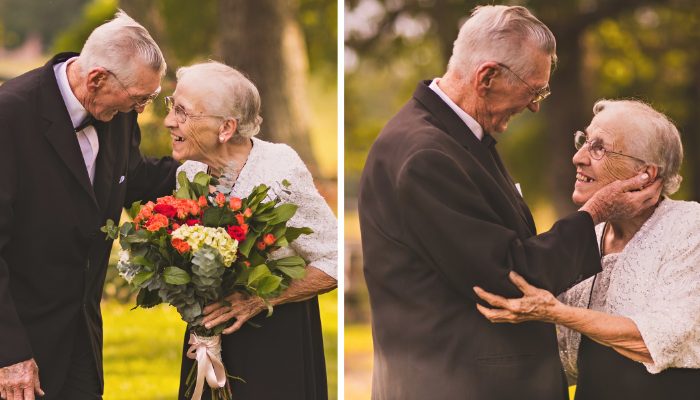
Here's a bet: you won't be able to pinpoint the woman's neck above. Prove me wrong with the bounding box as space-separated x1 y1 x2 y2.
603 200 661 255
206 138 253 177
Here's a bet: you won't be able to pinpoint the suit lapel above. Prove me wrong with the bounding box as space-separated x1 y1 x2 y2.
39 53 99 210
413 81 535 234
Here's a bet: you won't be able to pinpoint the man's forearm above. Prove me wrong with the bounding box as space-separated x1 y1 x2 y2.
552 303 652 363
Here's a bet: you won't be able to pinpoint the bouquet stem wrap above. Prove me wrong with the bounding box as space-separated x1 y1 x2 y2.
186 333 227 400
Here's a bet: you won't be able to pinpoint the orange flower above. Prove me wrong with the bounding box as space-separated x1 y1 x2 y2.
145 214 169 232
235 213 245 225
244 208 252 218
229 197 242 211
243 261 251 267
240 223 249 234
198 196 208 207
263 233 276 245
171 238 191 254
172 223 181 230
256 241 266 251
216 193 226 207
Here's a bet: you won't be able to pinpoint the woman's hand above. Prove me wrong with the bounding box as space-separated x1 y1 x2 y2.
202 292 267 335
473 271 561 324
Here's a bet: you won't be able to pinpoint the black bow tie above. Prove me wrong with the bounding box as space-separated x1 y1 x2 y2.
74 114 97 132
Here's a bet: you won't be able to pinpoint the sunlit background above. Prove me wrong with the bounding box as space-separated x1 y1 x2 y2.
345 0 700 398
0 0 337 398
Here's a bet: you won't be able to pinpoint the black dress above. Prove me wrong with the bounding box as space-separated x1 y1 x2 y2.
178 297 328 400
575 335 700 400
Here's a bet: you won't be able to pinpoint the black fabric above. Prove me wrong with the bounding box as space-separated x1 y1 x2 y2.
178 298 328 400
358 80 602 399
575 335 700 400
56 319 102 400
0 53 179 397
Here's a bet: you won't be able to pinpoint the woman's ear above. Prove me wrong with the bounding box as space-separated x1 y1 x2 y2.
642 164 659 182
218 118 238 143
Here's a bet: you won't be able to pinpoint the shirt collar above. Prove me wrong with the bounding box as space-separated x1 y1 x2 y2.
428 78 484 141
53 57 88 130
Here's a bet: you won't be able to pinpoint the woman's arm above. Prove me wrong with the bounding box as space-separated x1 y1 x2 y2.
474 271 652 363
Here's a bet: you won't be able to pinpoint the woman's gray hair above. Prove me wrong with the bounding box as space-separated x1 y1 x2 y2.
176 61 263 139
447 5 557 80
76 10 166 85
593 99 684 196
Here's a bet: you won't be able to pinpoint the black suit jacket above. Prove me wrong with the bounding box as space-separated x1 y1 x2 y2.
0 53 178 398
358 81 602 400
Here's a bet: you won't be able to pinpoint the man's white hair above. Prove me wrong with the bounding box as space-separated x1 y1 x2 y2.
76 9 166 86
177 61 263 139
447 5 557 80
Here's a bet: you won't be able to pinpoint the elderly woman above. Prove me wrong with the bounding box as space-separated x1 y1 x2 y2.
164 61 337 400
474 99 700 399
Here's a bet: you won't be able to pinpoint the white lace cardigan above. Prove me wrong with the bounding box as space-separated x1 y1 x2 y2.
177 137 338 280
558 199 700 377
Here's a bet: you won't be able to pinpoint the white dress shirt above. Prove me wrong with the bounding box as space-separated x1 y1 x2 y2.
54 58 99 184
429 78 484 141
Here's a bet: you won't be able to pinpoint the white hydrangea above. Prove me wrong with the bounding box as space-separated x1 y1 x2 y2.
116 249 138 283
171 225 238 266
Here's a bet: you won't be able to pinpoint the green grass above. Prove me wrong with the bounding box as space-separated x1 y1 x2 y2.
103 290 337 400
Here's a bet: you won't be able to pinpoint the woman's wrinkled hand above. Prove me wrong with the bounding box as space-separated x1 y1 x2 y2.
473 271 560 324
202 292 267 334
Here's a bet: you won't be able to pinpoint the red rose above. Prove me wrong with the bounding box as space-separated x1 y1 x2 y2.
263 233 276 245
153 204 177 219
226 225 247 242
186 219 201 226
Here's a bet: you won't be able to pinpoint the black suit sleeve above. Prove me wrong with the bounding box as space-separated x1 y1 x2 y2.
123 118 179 206
0 112 33 367
396 148 600 300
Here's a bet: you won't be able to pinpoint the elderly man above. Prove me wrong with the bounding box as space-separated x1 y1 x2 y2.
358 5 661 400
0 11 178 400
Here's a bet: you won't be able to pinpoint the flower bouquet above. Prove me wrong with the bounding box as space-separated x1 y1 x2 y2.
102 171 311 400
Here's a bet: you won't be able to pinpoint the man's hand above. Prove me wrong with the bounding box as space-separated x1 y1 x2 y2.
580 172 662 225
202 292 267 335
473 271 561 324
0 359 44 400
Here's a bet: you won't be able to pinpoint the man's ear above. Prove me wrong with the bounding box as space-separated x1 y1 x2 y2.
86 67 109 93
474 62 499 97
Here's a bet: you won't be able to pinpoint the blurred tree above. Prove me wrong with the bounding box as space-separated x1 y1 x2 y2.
0 0 90 48
218 0 317 171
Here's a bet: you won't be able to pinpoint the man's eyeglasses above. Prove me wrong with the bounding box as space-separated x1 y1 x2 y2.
574 130 646 163
496 62 551 104
164 96 226 124
106 70 160 108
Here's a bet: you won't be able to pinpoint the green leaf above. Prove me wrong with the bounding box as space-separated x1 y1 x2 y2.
267 204 298 225
247 264 271 285
271 255 307 267
238 232 259 258
276 265 307 279
202 207 237 227
255 275 283 296
125 229 149 244
163 266 191 285
175 171 194 199
101 219 119 240
126 201 142 220
281 179 291 188
193 171 211 188
285 227 314 242
131 255 155 268
136 288 162 308
132 271 154 287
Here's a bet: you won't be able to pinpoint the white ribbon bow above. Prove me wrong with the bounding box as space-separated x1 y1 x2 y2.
186 333 227 400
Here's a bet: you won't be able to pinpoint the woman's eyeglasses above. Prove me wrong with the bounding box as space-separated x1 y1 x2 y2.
164 96 227 124
574 130 646 163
